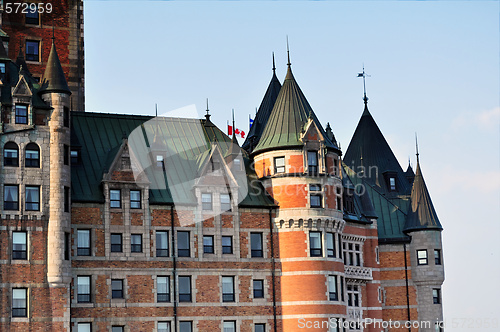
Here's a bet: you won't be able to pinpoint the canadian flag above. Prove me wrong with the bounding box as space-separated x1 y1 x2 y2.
227 123 245 139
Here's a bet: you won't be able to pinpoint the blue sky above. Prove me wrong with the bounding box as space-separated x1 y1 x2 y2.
84 1 500 329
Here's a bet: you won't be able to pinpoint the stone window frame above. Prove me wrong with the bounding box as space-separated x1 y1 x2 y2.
273 156 285 174
221 235 233 255
346 284 361 308
157 321 172 332
222 320 237 332
309 231 323 257
130 190 141 209
111 326 125 332
25 6 40 26
434 249 442 265
15 104 28 124
342 240 363 267
4 184 19 211
220 193 231 212
178 275 192 303
306 150 319 175
203 235 214 254
109 189 122 209
309 183 323 208
177 230 191 258
252 279 264 299
110 233 123 253
110 278 125 300
4 141 19 167
76 229 92 256
250 232 264 258
179 321 193 332
25 38 41 62
327 275 339 301
76 322 93 332
254 323 266 332
25 142 40 168
432 288 441 304
130 233 143 253
201 193 213 211
25 185 40 211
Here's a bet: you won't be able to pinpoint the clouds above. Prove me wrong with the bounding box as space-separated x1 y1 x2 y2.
451 106 500 133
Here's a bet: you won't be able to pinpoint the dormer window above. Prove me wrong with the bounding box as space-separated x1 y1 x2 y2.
71 149 80 165
202 193 212 211
220 194 231 211
156 155 164 168
310 184 322 208
307 151 318 175
389 177 396 191
15 105 28 124
0 63 5 79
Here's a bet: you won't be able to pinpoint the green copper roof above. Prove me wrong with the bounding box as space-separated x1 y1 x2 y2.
344 103 411 196
71 112 274 208
242 66 282 152
403 161 442 233
252 65 339 154
344 163 410 242
38 41 71 95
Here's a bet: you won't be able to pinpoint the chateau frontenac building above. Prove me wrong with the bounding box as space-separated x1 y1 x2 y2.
0 25 444 332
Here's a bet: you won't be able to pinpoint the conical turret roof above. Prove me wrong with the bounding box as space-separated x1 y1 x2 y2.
39 39 71 95
242 63 281 152
16 46 30 74
403 161 442 233
252 65 338 154
344 103 411 195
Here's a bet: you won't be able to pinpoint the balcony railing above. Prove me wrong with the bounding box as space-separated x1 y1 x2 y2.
344 266 373 281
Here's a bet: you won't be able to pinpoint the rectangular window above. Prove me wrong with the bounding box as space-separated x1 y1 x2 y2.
77 276 91 303
15 104 28 124
25 7 39 25
222 276 235 302
178 276 191 302
111 279 123 299
310 184 322 208
63 106 70 127
328 275 338 301
389 177 396 191
433 288 441 304
417 249 428 265
77 323 92 332
111 233 122 253
251 232 263 257
64 144 69 165
158 322 171 332
4 185 19 210
157 276 170 302
203 235 214 254
309 231 322 257
12 231 27 260
12 288 27 317
274 156 285 174
71 150 80 165
222 236 233 254
112 327 124 332
340 276 345 302
26 40 39 61
310 195 322 208
4 145 19 167
65 232 70 260
64 186 70 212
156 154 164 168
156 231 169 257
255 324 266 332
130 190 141 209
202 193 212 211
347 285 360 307
220 194 231 211
338 234 342 259
326 232 335 257
25 186 40 211
307 151 318 175
77 229 91 256
223 321 236 332
179 321 192 332
110 189 121 208
177 231 190 257
434 249 441 265
131 234 142 253
253 279 264 299
25 144 40 168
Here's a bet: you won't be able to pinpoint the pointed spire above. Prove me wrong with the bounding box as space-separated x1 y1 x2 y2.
272 52 276 74
357 65 371 110
286 36 291 67
204 98 213 124
16 43 29 74
232 108 236 139
415 132 420 164
403 146 442 233
39 38 71 95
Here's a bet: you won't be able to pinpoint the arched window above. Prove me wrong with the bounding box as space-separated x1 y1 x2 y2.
25 143 40 168
4 142 19 167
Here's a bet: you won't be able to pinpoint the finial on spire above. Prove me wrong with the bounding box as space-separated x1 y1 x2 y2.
206 98 209 114
52 22 55 41
415 132 420 164
357 64 371 106
286 36 291 67
155 103 158 117
272 52 276 73
232 108 236 139
205 98 211 121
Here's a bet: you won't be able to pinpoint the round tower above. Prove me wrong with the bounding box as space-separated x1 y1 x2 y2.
403 154 444 331
252 58 345 331
39 38 72 286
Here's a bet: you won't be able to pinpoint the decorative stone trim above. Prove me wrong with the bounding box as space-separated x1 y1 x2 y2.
344 266 373 281
274 218 345 232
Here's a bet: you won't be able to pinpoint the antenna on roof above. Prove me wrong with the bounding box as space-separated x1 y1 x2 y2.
232 108 235 139
415 132 420 164
286 36 291 66
357 64 371 106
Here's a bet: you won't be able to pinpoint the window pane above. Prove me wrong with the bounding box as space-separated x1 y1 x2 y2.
202 193 212 210
310 195 321 207
130 190 141 208
222 276 234 302
178 231 190 257
157 276 170 302
156 231 169 257
158 322 171 332
111 280 123 298
77 230 90 256
178 276 191 302
12 232 27 259
131 234 142 252
255 324 265 332
274 157 285 173
326 233 335 257
223 321 236 332
203 235 214 254
78 323 92 332
26 40 39 61
251 233 263 257
253 279 264 298
179 321 192 332
309 232 321 256
4 185 19 210
12 288 27 317
77 276 91 303
222 236 232 254
221 194 231 211
112 327 123 332
25 186 40 211
110 190 121 208
111 234 122 252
